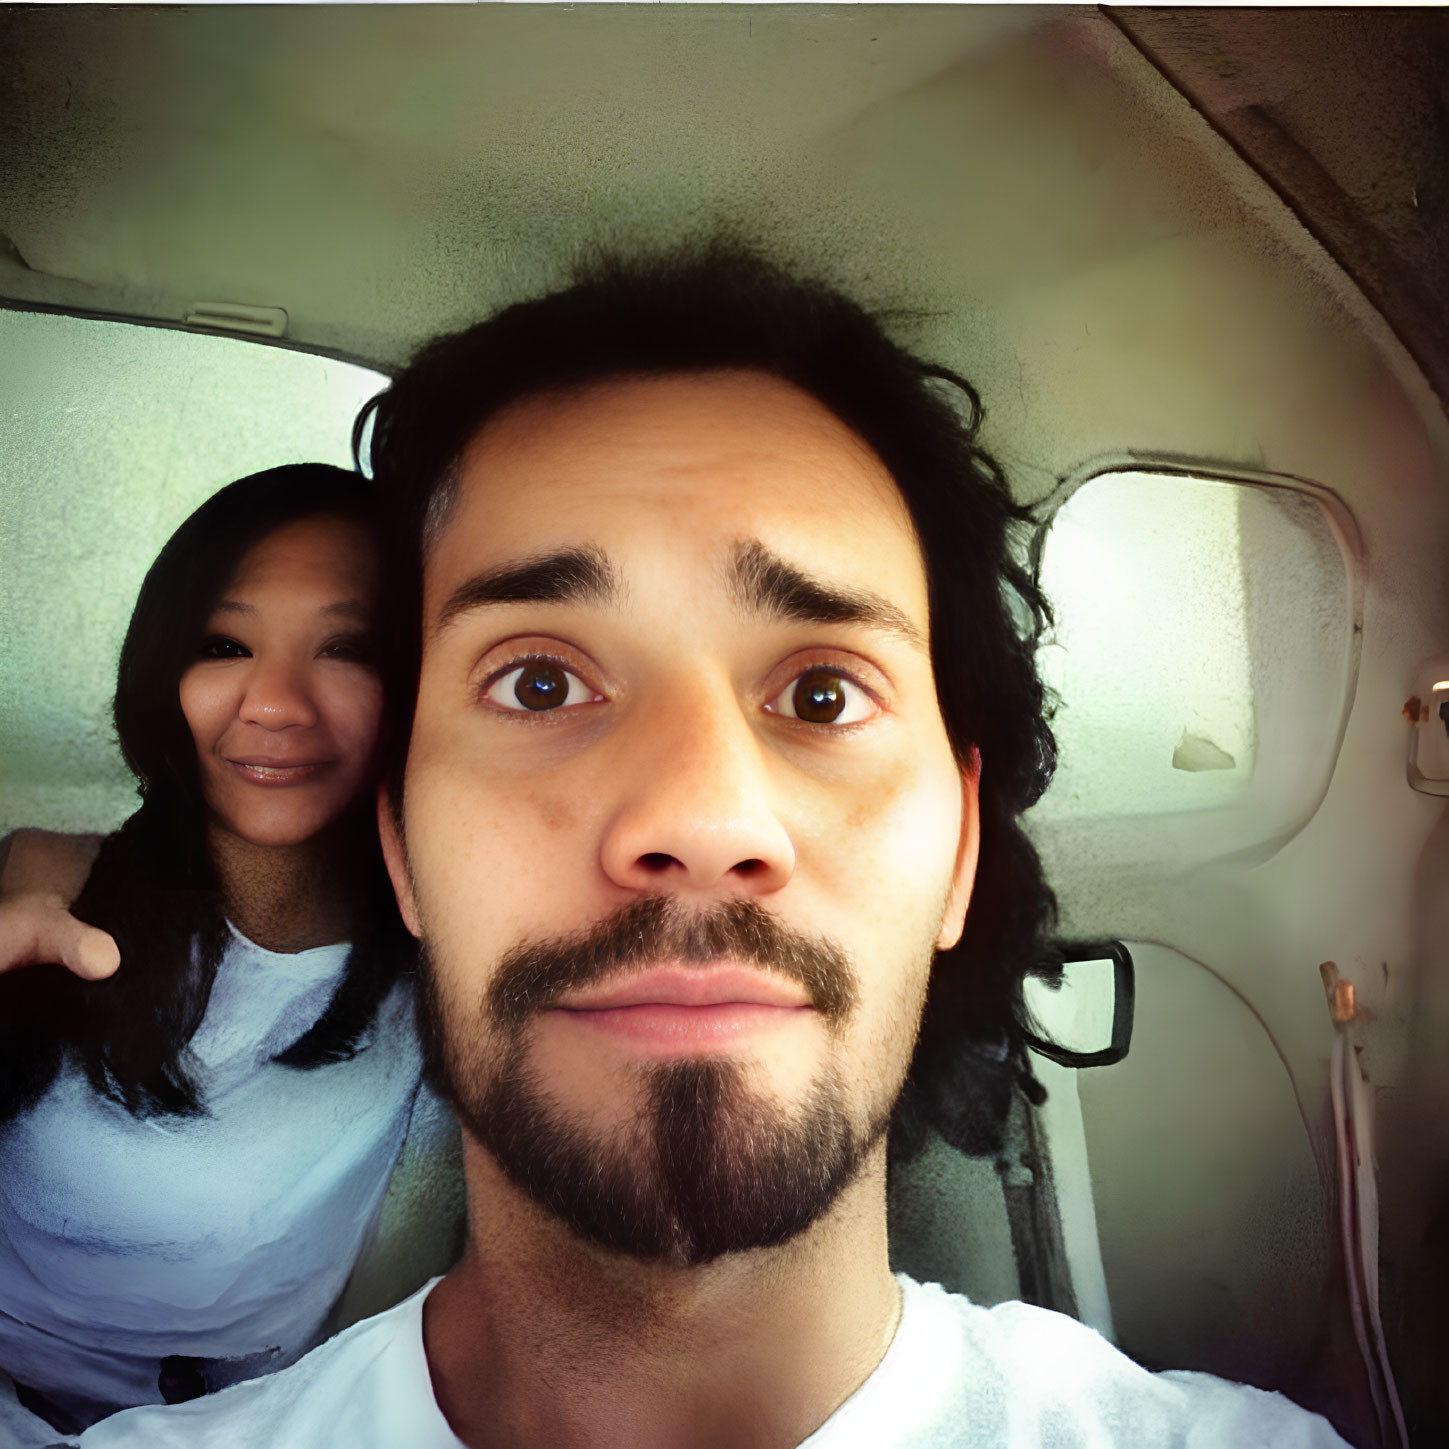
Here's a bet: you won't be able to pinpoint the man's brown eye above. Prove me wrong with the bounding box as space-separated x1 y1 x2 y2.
793 671 848 723
514 661 570 711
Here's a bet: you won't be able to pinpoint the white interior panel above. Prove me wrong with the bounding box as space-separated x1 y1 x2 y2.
1076 943 1341 1416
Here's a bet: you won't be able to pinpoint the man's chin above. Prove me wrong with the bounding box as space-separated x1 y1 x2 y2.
456 1051 882 1267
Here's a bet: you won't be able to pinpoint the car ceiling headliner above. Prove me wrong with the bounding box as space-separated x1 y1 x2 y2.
1 4 1446 411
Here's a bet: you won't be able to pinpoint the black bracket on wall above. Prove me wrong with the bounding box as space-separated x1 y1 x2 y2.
1022 940 1135 1069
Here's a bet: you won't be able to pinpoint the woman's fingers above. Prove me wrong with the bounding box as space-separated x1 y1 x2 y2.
0 894 120 980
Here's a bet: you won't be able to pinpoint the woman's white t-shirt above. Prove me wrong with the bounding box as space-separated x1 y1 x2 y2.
0 924 422 1426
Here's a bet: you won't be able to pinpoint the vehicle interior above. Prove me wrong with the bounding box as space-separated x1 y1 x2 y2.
3 7 1448 1447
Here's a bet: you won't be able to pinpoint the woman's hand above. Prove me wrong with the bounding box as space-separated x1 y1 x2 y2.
0 830 119 979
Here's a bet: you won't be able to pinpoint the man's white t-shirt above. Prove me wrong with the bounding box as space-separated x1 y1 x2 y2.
70 1274 1353 1449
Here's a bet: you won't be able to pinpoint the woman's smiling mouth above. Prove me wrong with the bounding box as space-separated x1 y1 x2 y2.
224 758 336 786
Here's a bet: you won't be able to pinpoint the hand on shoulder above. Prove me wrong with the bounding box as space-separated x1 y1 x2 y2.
0 891 120 980
0 830 119 981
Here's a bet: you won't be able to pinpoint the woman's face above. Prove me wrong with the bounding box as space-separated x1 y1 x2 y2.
179 514 384 850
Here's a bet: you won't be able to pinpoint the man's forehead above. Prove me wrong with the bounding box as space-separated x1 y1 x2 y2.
422 371 926 612
458 368 883 465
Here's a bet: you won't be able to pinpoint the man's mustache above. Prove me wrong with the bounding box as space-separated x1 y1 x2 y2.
486 896 857 1029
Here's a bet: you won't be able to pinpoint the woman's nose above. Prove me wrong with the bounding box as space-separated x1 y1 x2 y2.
237 658 319 729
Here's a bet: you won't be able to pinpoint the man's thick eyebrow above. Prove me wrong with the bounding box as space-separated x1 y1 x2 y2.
434 547 619 634
728 540 925 649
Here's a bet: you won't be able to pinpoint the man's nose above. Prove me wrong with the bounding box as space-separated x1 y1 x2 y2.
237 658 319 730
598 680 795 897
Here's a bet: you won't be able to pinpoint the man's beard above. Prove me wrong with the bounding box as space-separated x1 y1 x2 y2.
416 896 899 1267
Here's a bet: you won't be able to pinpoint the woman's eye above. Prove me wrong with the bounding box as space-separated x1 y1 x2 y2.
198 635 249 660
485 658 598 713
321 635 375 664
765 668 876 725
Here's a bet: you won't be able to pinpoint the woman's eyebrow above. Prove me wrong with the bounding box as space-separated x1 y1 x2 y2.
207 600 370 619
434 546 619 635
727 539 925 650
321 600 372 621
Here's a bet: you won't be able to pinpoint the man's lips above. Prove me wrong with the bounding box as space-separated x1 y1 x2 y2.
555 965 813 1012
549 966 815 1055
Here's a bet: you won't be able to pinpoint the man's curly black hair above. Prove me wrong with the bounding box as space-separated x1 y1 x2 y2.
357 243 1059 1164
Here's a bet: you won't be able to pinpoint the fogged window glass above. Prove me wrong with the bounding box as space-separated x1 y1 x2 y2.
0 310 387 833
1031 469 1357 860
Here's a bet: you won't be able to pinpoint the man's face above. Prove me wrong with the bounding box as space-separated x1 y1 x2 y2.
382 370 978 1263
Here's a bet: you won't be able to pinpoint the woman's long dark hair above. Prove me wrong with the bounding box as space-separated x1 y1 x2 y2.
0 463 410 1123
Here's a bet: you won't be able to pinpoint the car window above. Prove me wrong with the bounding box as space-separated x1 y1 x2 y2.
1032 466 1360 865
